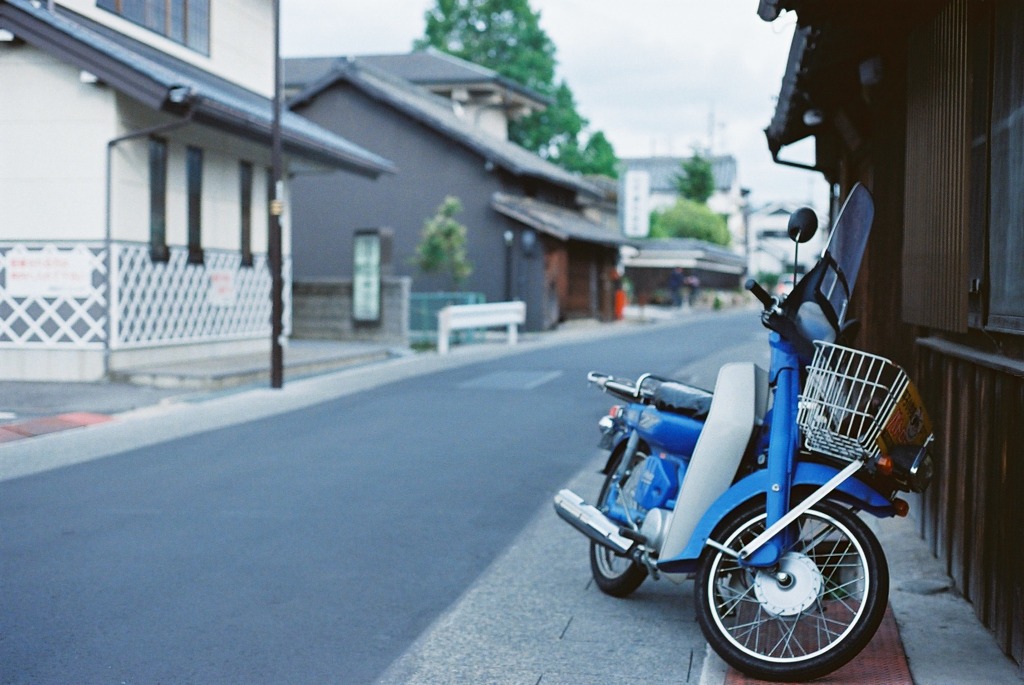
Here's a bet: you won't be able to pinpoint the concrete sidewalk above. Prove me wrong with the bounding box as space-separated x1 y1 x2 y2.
0 339 402 443
0 308 655 436
1 315 1021 684
108 338 402 389
374 456 993 685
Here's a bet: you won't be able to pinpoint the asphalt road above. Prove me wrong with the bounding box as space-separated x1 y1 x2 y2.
0 311 768 684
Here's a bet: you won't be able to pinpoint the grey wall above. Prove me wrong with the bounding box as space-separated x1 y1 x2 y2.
292 277 410 344
288 83 575 331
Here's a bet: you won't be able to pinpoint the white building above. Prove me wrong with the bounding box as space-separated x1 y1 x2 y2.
619 155 748 251
0 0 392 381
746 201 828 278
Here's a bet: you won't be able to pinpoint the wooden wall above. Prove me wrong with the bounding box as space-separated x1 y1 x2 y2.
916 339 1024 669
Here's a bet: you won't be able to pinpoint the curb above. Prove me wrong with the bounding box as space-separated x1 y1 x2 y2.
108 348 395 390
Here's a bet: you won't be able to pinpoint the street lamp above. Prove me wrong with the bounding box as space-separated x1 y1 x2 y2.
269 0 284 388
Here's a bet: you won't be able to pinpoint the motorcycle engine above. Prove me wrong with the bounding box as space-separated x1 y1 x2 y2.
630 456 681 555
633 455 680 510
639 507 674 554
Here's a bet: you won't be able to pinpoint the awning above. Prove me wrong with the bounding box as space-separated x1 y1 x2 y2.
490 193 631 248
622 239 747 275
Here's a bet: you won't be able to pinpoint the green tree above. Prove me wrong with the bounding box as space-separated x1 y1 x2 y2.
650 199 731 246
674 153 716 204
413 196 473 289
417 0 556 91
416 0 618 177
555 130 619 179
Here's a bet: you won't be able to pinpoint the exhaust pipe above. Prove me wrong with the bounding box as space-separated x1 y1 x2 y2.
553 489 634 555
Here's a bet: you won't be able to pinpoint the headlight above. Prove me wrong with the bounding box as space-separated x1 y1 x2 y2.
888 444 934 493
598 405 624 433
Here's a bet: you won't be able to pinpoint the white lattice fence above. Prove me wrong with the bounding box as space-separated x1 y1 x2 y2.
0 243 108 348
111 243 290 349
0 242 290 350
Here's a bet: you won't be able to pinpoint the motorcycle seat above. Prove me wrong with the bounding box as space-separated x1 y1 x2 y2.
654 381 712 419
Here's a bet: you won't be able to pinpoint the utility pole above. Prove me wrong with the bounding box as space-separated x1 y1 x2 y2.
269 0 284 388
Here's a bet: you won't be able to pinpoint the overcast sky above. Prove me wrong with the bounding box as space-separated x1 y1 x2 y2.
281 1 829 209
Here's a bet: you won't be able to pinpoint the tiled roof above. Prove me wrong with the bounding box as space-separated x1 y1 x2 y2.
620 155 738 193
286 56 600 197
286 49 550 106
490 193 630 247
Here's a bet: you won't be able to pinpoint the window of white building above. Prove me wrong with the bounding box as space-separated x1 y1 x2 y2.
186 145 203 264
239 161 254 267
148 136 169 262
97 0 210 55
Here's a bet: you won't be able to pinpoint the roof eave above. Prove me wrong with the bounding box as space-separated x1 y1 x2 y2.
296 65 596 196
491 194 630 248
0 2 393 177
491 199 570 242
190 97 393 178
765 25 814 153
0 4 170 110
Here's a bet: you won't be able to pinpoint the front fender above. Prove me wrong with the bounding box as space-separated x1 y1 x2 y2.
598 406 646 474
657 461 895 574
600 432 637 474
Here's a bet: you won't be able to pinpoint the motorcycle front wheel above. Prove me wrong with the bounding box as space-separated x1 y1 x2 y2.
589 444 648 597
695 499 888 682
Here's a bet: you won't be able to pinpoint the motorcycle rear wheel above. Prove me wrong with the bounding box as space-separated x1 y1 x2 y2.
589 445 648 598
695 499 888 682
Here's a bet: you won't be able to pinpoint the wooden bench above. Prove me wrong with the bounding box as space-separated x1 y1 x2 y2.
436 301 526 354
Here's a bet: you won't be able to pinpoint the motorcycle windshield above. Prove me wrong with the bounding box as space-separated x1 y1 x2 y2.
817 184 875 325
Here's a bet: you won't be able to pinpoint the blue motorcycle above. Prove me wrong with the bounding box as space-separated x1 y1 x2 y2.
554 184 934 682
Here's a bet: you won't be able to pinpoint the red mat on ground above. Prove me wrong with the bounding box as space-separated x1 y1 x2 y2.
723 606 912 685
0 412 112 441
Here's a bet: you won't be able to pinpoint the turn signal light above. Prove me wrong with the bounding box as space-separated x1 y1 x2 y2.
893 498 910 517
876 454 894 476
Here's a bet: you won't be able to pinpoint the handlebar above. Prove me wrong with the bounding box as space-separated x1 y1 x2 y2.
745 278 776 310
587 371 668 402
745 278 817 360
587 371 638 399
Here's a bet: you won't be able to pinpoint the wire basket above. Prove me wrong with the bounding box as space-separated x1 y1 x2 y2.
797 342 910 462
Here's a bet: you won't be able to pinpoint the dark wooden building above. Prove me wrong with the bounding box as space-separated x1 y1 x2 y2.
757 0 1024 672
284 53 625 332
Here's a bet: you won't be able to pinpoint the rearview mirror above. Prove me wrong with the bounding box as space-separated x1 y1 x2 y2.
787 207 818 244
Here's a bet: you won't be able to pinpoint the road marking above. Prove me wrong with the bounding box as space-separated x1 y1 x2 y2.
458 370 562 390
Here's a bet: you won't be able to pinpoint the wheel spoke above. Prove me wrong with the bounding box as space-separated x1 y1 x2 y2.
812 608 843 649
824 573 865 594
795 520 834 556
784 618 810 658
716 579 758 617
817 610 855 635
822 587 861 616
730 604 769 648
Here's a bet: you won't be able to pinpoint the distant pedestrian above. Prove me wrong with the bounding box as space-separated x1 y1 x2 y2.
685 274 701 307
669 267 684 307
